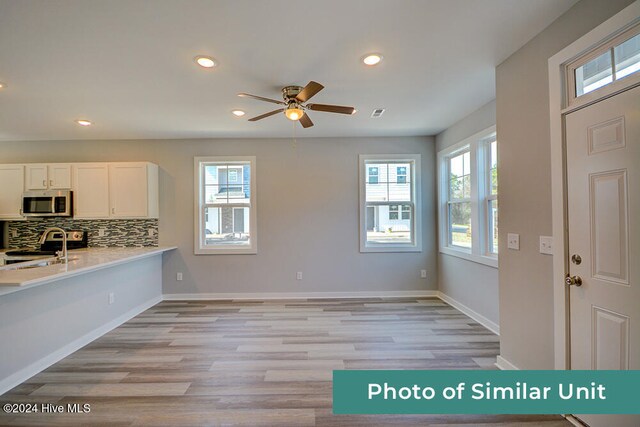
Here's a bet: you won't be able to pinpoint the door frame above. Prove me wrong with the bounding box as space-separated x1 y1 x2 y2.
548 1 640 371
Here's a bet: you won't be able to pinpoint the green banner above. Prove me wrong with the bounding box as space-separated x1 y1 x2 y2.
333 370 640 414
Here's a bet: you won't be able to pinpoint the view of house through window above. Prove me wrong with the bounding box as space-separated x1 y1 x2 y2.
195 157 256 254
360 154 422 252
574 29 640 97
487 138 498 254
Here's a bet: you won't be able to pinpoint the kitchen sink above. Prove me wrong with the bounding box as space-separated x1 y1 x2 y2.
1 257 79 270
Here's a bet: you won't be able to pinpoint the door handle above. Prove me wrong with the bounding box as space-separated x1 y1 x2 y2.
565 274 582 287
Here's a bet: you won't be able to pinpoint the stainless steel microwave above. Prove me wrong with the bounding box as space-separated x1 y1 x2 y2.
22 190 73 217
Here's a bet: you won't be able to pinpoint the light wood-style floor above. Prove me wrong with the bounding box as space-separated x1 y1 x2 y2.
1 298 570 426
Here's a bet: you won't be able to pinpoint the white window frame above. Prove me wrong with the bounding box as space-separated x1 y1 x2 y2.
484 137 498 256
359 154 422 253
437 126 498 268
194 156 257 255
566 23 640 107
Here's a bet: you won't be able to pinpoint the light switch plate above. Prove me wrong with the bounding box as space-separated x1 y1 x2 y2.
507 233 520 250
539 236 553 255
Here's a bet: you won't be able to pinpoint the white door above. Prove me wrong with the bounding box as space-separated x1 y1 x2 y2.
565 85 639 427
73 164 110 218
0 165 25 219
48 164 72 189
25 164 48 190
109 163 148 218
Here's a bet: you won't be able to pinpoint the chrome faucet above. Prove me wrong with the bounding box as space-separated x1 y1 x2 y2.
39 227 68 263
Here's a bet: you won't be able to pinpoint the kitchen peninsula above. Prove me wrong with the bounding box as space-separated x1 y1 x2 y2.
0 246 176 394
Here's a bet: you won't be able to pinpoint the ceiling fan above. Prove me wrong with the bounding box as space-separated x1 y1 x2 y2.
238 81 355 128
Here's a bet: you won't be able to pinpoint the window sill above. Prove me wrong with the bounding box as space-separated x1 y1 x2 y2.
439 246 498 268
195 247 257 255
361 245 422 253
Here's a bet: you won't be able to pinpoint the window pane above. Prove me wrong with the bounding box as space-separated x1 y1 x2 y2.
449 202 471 249
489 199 498 254
575 50 613 96
614 33 640 80
204 165 222 185
365 182 387 201
388 182 411 201
205 185 226 203
449 152 470 200
204 207 250 246
490 140 498 196
366 204 412 245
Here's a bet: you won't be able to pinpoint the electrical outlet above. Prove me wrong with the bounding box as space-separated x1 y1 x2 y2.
108 292 115 305
296 272 303 280
148 229 155 237
98 229 106 237
420 270 427 278
507 233 520 250
539 236 553 255
176 272 183 281
11 230 18 238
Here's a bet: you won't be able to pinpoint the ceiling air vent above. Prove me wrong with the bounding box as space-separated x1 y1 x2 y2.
370 108 385 118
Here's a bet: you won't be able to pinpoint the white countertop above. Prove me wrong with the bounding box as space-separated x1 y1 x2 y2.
0 246 176 290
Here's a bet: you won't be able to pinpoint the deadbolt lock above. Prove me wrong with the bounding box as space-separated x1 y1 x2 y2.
571 254 582 265
565 274 582 287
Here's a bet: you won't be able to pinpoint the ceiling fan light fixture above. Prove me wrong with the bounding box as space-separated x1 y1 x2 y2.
194 55 217 68
75 119 93 126
362 53 383 66
285 106 304 121
232 109 246 117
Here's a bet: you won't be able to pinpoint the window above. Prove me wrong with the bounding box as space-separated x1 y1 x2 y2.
368 166 379 184
359 154 422 253
438 127 497 268
194 156 256 254
569 25 640 103
397 166 407 184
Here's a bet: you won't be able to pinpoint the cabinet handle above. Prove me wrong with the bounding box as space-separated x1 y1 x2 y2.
112 207 115 214
49 179 53 186
43 179 46 187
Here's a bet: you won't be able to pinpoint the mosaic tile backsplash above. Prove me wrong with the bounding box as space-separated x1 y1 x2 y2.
7 218 158 249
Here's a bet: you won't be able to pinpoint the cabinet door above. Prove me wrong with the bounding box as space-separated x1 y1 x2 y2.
0 165 25 219
48 164 72 189
72 164 110 218
109 163 148 218
25 164 48 190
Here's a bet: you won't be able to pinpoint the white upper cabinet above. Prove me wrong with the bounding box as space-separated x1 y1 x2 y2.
25 164 72 190
72 163 110 219
0 165 25 219
108 162 159 218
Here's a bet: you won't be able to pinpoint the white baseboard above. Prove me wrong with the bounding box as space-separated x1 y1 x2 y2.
163 290 439 301
437 291 500 335
0 295 161 395
495 355 520 370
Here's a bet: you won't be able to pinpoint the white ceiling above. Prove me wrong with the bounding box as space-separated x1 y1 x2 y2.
0 0 577 141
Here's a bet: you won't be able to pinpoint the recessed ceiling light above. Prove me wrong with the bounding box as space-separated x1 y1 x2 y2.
232 110 246 117
0 82 6 89
75 119 93 126
362 53 383 66
195 55 217 68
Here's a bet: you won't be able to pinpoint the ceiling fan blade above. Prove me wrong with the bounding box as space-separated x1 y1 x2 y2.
295 81 324 103
248 109 285 121
299 112 314 128
306 103 355 115
238 93 286 105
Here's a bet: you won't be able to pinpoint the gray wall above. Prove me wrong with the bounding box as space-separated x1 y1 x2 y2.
0 136 437 295
435 100 499 327
495 0 634 369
